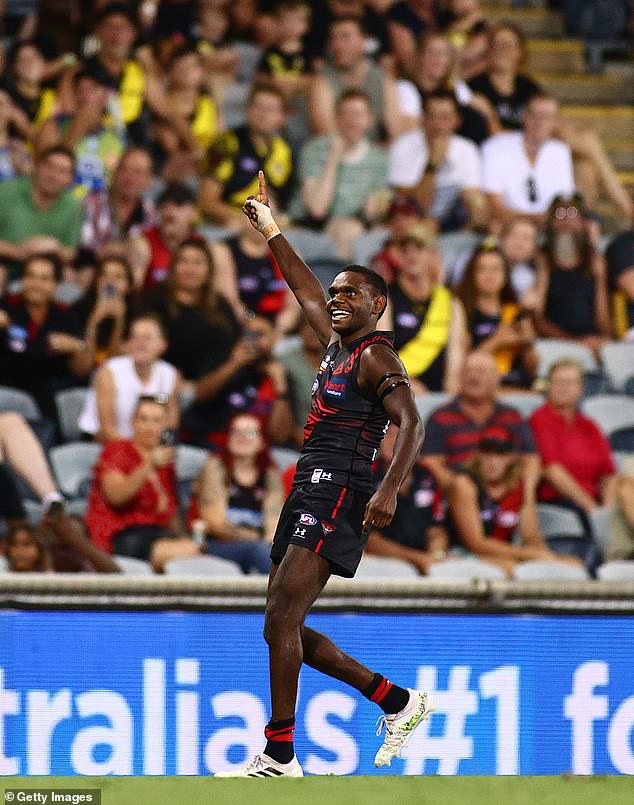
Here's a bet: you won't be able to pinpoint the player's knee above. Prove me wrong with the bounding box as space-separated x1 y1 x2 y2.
264 593 298 643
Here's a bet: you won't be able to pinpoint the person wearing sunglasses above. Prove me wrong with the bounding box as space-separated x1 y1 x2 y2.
532 194 612 357
480 92 575 231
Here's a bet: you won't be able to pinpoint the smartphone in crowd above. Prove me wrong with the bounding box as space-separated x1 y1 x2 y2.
159 428 178 446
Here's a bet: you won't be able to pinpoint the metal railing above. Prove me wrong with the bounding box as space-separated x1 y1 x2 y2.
1 574 634 614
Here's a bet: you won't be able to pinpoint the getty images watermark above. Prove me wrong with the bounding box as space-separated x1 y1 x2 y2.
4 792 100 804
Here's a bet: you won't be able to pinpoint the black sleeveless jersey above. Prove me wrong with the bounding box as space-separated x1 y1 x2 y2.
226 237 286 317
294 331 396 494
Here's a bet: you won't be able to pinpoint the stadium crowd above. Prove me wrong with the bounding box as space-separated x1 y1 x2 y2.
0 0 633 580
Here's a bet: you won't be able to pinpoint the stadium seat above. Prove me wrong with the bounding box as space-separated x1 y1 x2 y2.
175 445 209 513
537 504 585 538
600 342 634 392
512 560 590 581
427 556 506 581
0 386 41 422
534 339 598 377
497 392 544 419
351 227 389 267
415 392 451 424
21 500 44 524
580 395 634 448
613 451 633 473
587 505 613 554
163 555 242 577
49 442 102 499
270 446 300 471
175 445 209 483
54 282 83 306
198 224 234 243
114 555 154 575
309 259 349 291
285 228 341 262
353 555 419 579
437 231 482 279
233 41 263 83
55 387 88 443
65 498 88 518
596 561 634 582
0 554 7 572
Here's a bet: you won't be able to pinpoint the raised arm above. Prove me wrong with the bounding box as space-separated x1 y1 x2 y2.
357 344 425 531
243 171 332 345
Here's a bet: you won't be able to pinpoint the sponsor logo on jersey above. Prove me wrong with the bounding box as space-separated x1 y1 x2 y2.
293 526 306 538
324 381 346 397
299 513 317 526
311 469 333 483
321 521 336 535
311 378 319 395
318 355 331 373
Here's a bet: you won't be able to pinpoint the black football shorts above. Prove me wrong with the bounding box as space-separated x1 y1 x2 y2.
271 483 371 578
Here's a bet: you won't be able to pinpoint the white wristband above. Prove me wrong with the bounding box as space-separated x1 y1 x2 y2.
243 198 279 238
262 223 281 241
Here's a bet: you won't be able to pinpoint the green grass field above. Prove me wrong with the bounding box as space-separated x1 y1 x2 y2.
3 776 634 805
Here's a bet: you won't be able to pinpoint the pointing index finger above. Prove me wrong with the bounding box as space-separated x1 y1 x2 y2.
258 170 266 198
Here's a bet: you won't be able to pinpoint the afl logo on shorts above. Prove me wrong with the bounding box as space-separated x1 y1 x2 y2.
299 513 317 526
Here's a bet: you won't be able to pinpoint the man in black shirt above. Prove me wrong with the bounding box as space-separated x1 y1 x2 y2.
218 174 430 778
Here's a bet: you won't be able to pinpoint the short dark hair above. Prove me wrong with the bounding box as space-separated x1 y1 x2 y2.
423 89 460 113
23 252 63 282
247 82 287 112
95 2 138 28
128 312 169 341
275 0 310 14
335 88 372 111
157 182 196 207
329 15 366 35
339 264 388 316
116 145 155 175
8 38 43 71
73 68 111 89
36 143 76 168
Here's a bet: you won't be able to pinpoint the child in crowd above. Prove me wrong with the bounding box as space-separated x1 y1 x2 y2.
256 1 312 101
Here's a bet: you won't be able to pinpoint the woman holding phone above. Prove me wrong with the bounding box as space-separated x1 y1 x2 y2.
70 254 134 379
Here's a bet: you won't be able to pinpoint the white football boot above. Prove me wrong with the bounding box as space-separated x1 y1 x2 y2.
374 689 434 768
215 753 304 778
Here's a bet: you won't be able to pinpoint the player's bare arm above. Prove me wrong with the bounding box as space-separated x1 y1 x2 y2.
243 171 332 346
357 344 424 532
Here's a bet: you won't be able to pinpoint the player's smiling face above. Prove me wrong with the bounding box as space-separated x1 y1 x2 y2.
327 271 381 338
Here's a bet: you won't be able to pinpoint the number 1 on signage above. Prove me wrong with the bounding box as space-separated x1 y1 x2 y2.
479 666 520 774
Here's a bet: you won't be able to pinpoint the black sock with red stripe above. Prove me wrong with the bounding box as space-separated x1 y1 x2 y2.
264 717 295 764
363 673 410 714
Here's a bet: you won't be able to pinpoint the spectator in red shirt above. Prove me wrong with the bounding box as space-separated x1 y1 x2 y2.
129 182 199 290
529 359 618 512
422 351 540 499
446 427 576 577
85 394 198 568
